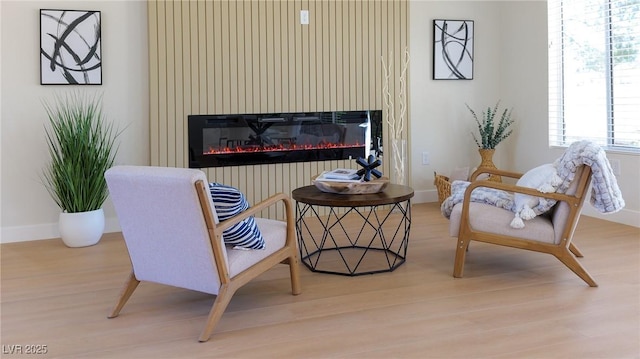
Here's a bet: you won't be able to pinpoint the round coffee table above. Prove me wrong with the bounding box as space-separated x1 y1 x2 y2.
292 184 414 276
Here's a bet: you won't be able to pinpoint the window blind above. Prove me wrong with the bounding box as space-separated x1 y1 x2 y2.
548 0 640 151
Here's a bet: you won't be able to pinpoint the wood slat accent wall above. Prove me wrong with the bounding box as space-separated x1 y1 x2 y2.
148 0 409 219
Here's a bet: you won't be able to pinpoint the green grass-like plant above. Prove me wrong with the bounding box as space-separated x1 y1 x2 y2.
42 92 120 213
467 101 515 149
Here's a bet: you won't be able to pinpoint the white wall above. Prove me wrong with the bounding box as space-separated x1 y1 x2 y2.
1 1 149 243
1 0 638 244
409 1 639 227
409 1 504 199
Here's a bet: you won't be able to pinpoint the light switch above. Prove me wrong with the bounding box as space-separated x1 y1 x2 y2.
422 152 430 165
300 10 309 25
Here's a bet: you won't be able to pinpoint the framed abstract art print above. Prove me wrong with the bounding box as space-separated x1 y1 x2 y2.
40 9 102 85
433 19 474 80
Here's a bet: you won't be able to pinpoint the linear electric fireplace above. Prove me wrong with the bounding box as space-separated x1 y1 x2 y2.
188 110 381 168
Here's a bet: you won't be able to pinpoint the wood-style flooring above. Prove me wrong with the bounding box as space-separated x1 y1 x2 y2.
1 203 639 358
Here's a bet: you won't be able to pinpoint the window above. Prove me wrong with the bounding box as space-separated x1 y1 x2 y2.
548 0 640 151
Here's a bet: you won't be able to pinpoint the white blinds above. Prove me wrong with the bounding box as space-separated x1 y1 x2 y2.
548 0 640 151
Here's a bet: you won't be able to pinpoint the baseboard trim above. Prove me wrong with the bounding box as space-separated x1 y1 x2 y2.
1 217 121 244
2 190 637 243
413 189 439 204
413 189 639 228
580 206 640 228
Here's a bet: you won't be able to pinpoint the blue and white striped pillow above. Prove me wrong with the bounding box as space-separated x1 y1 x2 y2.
208 183 265 250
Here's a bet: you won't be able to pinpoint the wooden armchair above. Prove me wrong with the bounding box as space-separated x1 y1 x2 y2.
105 166 301 341
448 165 597 287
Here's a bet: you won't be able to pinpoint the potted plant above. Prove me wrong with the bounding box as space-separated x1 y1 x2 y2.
466 101 515 181
42 92 120 247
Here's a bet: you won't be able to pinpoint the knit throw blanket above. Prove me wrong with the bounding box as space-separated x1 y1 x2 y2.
441 140 625 219
555 140 625 213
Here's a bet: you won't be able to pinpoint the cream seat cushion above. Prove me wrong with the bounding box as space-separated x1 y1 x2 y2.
450 202 557 244
225 218 287 277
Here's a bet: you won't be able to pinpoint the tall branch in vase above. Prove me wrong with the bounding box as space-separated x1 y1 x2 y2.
382 48 410 185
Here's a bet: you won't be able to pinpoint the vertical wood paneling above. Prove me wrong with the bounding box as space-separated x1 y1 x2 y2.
273 1 282 112
149 0 409 220
236 1 246 113
335 2 344 111
294 0 303 111
285 1 294 111
252 2 262 112
156 2 167 165
265 2 273 112
245 165 255 207
316 1 331 109
322 0 330 110
313 0 323 110
228 2 239 114
242 3 252 112
259 1 268 113
307 0 316 111
181 1 191 165
192 1 203 113
148 1 159 165
197 1 207 114
165 3 176 166
369 0 378 110
354 0 362 110
401 0 410 137
362 0 371 109
345 1 353 108
207 0 222 181
173 2 184 167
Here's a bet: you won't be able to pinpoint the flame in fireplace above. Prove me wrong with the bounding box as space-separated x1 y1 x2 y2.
204 141 364 155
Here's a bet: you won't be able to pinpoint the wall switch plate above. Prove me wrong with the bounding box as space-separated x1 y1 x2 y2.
422 152 430 165
300 10 309 25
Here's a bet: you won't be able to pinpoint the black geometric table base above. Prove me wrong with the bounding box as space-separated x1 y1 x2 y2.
295 201 411 276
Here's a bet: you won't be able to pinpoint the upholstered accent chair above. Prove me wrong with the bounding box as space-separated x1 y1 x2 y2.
105 166 301 342
448 165 597 287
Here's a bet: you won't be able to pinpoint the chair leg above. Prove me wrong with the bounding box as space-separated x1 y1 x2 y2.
199 284 236 342
453 237 471 278
556 250 598 287
288 253 302 295
569 242 584 258
108 271 140 318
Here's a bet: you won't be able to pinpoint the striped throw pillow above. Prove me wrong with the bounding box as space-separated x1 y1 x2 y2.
208 183 265 250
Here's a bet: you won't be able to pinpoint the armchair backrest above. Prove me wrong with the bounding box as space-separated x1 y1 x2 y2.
552 165 592 245
105 166 224 295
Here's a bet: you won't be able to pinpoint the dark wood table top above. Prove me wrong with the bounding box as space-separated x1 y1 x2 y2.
292 184 414 207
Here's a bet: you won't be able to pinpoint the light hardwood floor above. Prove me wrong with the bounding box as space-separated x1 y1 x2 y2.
1 203 639 358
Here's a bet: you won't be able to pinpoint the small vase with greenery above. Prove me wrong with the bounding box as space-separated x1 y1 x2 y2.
467 101 514 182
42 91 120 247
467 101 515 150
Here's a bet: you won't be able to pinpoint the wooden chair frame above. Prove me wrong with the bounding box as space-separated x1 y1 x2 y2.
108 180 302 342
454 166 597 287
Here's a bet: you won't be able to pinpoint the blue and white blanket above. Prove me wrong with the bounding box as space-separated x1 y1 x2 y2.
441 140 625 220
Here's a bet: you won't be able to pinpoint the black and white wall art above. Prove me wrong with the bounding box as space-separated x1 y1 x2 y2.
433 19 474 80
40 9 102 85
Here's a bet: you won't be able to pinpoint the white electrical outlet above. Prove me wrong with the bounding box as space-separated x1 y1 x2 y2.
422 152 430 165
610 159 621 176
300 10 309 25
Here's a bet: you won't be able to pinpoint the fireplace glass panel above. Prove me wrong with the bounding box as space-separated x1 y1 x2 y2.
189 110 381 168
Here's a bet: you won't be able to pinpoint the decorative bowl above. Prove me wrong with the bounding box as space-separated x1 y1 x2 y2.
312 173 389 194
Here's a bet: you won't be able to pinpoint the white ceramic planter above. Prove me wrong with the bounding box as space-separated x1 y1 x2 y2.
59 208 105 248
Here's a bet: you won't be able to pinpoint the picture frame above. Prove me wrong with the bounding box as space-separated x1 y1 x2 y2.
40 9 102 85
433 19 474 80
